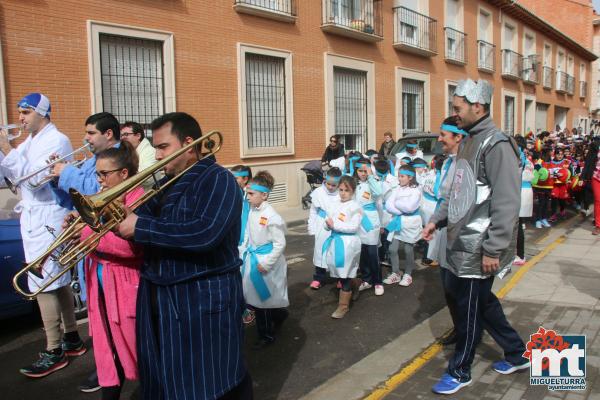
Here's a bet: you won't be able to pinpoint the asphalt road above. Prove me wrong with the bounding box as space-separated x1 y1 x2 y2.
0 218 556 400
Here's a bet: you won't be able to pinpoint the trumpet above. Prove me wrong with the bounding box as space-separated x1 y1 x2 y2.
13 130 223 299
4 143 91 194
1 123 23 141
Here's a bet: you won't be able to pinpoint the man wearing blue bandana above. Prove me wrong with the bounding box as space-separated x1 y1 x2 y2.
394 139 423 175
423 79 528 395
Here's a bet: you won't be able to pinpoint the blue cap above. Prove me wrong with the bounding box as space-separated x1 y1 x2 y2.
17 93 51 117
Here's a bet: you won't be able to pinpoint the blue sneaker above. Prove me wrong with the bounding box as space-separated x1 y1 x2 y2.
541 219 551 228
492 359 530 375
432 373 472 395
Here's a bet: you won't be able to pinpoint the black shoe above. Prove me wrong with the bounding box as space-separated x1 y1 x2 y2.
440 330 457 346
78 370 101 393
252 338 274 350
273 310 289 331
20 349 69 378
61 337 87 357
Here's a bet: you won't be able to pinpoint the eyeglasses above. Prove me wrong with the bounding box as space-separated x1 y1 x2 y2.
95 169 121 179
120 131 139 138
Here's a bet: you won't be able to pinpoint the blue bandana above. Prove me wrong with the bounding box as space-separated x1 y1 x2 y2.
232 170 249 177
249 184 270 193
440 124 468 136
398 169 416 177
406 143 418 148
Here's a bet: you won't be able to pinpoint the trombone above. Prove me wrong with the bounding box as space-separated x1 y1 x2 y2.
1 123 23 141
4 143 91 194
12 130 222 299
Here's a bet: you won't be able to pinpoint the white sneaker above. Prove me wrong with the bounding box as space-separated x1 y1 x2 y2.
399 274 413 287
374 285 384 296
383 272 401 285
358 282 372 292
535 221 543 229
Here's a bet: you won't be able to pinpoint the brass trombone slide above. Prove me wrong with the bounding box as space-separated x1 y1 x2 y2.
12 131 222 299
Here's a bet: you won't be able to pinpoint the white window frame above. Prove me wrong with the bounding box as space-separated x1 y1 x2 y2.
522 93 536 135
238 43 295 158
395 67 430 137
556 47 566 72
501 89 518 136
445 0 463 31
501 15 518 51
522 28 536 57
324 53 376 146
445 79 458 118
477 6 492 43
543 42 552 67
87 20 176 115
580 62 586 81
399 0 429 15
567 54 575 76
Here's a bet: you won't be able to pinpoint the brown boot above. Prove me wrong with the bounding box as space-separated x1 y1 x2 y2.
331 290 352 319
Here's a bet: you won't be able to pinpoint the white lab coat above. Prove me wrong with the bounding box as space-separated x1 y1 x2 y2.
321 200 362 279
377 174 398 228
0 123 73 292
308 184 339 268
419 169 438 226
356 176 381 245
242 201 289 309
394 149 424 175
385 185 422 244
520 158 534 218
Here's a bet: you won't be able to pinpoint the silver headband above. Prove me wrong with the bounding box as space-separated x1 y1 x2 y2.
454 79 493 105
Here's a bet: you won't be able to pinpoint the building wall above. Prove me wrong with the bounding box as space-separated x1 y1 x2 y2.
591 21 600 117
0 0 594 208
518 0 595 50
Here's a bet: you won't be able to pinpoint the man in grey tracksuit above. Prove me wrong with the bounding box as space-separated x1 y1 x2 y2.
423 79 529 395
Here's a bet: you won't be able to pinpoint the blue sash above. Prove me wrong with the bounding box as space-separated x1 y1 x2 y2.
423 192 437 203
435 158 454 212
389 160 396 176
361 202 378 231
316 207 327 218
239 197 250 246
322 231 353 268
521 181 532 189
242 243 273 301
386 209 419 233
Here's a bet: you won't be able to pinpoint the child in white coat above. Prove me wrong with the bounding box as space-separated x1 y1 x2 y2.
354 158 384 296
308 167 341 289
322 176 362 319
242 171 289 349
384 165 422 287
374 159 397 267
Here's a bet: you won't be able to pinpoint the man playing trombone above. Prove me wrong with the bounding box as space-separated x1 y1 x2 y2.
0 93 86 378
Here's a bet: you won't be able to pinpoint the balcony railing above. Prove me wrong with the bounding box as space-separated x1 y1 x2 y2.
567 74 575 95
234 0 297 22
393 6 437 56
556 71 568 93
321 0 383 42
580 81 588 98
501 49 522 80
542 66 553 89
444 27 466 65
477 40 495 73
522 55 540 84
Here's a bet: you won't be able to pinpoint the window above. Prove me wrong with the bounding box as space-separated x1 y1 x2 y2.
99 34 165 129
543 44 552 67
245 54 287 149
334 67 368 152
447 83 456 117
88 21 176 126
580 63 586 81
478 9 490 41
504 95 515 136
238 44 294 157
402 78 424 134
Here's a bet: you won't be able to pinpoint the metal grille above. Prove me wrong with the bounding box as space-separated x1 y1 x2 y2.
543 66 553 89
324 0 383 36
394 6 437 53
504 96 515 136
477 40 495 72
402 78 424 134
99 34 164 130
334 67 368 152
269 183 288 204
245 53 287 148
444 27 467 64
502 49 522 79
536 103 549 133
447 84 456 117
234 0 296 15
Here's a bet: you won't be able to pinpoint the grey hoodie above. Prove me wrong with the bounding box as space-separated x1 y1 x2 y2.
429 115 520 278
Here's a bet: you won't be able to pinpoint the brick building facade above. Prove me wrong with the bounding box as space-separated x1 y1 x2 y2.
0 0 596 209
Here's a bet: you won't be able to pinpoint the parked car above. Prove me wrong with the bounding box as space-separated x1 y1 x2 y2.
389 133 442 163
0 214 35 319
0 212 86 320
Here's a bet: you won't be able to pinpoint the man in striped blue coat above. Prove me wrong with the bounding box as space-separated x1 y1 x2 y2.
116 112 252 399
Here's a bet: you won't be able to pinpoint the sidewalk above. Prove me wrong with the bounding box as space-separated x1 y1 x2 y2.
302 218 600 400
383 221 600 400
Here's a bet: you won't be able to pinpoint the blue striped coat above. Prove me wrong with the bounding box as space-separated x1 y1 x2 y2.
134 158 247 400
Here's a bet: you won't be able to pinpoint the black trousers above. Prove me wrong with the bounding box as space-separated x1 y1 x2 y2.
253 308 289 341
534 188 551 221
313 266 327 283
359 244 382 285
439 268 458 329
516 218 525 259
442 273 526 382
551 198 566 215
